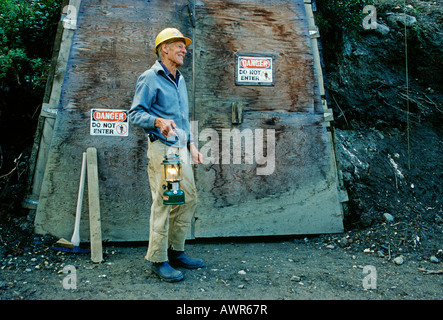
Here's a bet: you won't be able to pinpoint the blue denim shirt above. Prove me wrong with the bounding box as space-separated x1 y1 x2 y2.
129 60 192 148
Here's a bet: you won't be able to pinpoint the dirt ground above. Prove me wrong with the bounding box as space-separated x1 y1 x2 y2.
0 231 441 301
0 0 442 303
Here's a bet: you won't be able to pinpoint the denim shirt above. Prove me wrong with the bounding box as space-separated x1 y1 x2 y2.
129 60 193 148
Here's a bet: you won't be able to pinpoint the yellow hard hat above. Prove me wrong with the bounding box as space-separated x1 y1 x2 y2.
154 28 192 54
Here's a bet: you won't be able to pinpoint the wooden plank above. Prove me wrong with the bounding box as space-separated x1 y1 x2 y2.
305 2 346 205
31 117 55 196
86 147 102 263
47 5 77 107
310 37 325 96
24 115 45 200
43 3 67 105
24 15 66 202
30 1 79 200
324 108 334 122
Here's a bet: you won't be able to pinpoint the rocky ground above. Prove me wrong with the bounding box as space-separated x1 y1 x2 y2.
0 230 441 301
0 0 442 303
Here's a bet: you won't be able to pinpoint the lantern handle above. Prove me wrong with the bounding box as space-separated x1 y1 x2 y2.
163 128 182 158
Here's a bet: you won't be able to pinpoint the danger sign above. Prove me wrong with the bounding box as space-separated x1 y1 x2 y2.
235 53 275 86
90 109 128 136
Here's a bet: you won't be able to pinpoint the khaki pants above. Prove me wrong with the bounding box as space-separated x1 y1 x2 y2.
145 140 197 263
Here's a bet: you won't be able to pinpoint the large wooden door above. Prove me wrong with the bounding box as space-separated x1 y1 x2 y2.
191 0 343 237
34 0 342 241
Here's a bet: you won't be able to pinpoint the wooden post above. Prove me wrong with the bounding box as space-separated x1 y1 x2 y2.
86 147 103 263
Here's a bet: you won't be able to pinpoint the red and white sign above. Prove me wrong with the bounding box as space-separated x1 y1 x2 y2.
90 109 128 136
236 55 274 85
93 110 127 122
240 58 271 69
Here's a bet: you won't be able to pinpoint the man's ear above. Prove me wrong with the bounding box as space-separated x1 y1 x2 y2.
162 43 170 55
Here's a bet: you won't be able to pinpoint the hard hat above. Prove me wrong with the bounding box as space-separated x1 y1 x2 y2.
154 28 192 54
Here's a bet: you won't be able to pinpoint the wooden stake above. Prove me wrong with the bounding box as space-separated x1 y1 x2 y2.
86 147 103 263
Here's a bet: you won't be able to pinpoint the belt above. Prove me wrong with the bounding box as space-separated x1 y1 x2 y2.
149 134 158 143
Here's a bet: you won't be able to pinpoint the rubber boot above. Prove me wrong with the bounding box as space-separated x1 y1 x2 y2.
151 261 184 282
168 249 205 269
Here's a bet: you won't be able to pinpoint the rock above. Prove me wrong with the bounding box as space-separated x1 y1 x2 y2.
393 256 404 265
238 270 246 275
339 237 350 248
387 13 417 27
383 213 395 223
374 22 390 36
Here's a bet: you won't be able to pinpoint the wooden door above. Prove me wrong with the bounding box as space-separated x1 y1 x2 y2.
34 0 342 241
191 0 343 237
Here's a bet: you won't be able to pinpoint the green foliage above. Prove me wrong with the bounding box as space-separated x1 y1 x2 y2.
316 0 376 41
0 0 62 94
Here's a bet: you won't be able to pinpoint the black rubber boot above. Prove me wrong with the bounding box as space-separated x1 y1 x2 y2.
168 249 205 269
151 261 184 282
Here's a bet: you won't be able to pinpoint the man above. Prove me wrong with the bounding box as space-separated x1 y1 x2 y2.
129 28 204 282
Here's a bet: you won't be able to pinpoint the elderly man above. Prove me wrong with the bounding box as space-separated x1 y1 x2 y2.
129 28 203 282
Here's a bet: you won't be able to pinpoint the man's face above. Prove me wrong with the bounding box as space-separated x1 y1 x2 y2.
164 40 187 67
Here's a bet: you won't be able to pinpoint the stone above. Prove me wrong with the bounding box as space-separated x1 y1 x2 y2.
339 237 350 248
375 22 390 36
393 256 404 265
387 13 417 27
383 213 395 223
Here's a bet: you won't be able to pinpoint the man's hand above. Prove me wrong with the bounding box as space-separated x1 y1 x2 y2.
155 117 177 138
189 143 203 164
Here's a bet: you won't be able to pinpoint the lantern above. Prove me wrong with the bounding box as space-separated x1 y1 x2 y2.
161 154 185 205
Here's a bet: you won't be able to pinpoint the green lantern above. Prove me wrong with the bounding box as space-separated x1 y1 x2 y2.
161 154 185 205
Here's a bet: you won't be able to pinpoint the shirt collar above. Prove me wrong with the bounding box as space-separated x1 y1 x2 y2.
159 61 181 85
